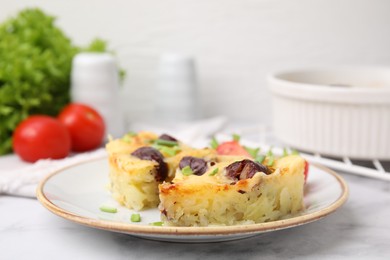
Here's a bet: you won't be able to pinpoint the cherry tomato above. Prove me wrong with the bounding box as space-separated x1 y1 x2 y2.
216 141 251 157
58 103 105 152
304 160 309 182
12 115 71 162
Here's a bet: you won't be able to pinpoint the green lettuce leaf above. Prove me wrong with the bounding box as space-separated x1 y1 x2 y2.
0 8 116 154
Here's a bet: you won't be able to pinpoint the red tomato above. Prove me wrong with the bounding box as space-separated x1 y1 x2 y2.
304 160 309 182
58 103 105 152
216 141 251 157
12 115 71 162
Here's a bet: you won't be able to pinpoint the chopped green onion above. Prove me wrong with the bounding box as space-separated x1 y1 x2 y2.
152 143 181 155
291 149 300 155
99 205 117 213
181 165 193 176
267 147 273 156
122 131 137 143
209 168 219 176
210 137 219 149
144 139 154 144
255 155 265 164
232 133 241 142
267 155 275 166
160 146 181 156
283 147 289 157
127 131 137 137
122 136 132 143
154 139 178 147
244 146 260 158
149 221 164 226
131 213 141 222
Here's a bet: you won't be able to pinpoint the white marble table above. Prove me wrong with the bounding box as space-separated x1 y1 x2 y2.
1 166 390 259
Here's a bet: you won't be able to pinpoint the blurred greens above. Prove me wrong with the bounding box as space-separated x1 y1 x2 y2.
0 8 119 155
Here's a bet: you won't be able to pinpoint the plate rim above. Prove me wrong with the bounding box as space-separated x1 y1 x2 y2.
36 157 349 237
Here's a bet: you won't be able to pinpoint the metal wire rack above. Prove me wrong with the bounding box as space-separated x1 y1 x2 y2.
223 125 390 181
298 152 390 181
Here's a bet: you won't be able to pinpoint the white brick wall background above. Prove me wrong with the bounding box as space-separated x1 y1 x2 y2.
2 0 390 125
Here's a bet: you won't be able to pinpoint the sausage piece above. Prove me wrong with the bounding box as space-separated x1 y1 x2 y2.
225 159 270 181
179 156 208 176
158 134 178 142
131 147 168 181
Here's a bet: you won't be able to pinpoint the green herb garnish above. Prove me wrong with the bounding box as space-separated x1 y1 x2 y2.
244 146 260 158
267 155 275 166
255 155 265 164
159 146 181 156
283 147 289 157
130 213 141 222
154 139 178 147
210 137 219 149
122 135 132 143
232 133 241 142
266 148 274 166
127 131 137 137
149 221 164 226
181 166 193 176
209 168 219 176
99 205 117 213
122 132 137 143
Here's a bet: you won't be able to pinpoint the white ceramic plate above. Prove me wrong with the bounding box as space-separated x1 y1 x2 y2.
37 157 348 243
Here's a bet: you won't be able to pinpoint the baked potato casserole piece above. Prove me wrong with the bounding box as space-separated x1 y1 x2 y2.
159 155 305 226
106 132 216 210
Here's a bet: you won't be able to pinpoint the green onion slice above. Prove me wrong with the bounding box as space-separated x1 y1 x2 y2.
126 131 137 137
283 147 289 157
122 136 132 143
154 139 178 147
160 146 180 156
210 137 219 149
244 146 260 158
209 168 219 176
149 221 164 226
267 155 275 166
181 166 193 176
232 133 241 142
255 155 265 164
122 131 137 143
131 213 141 222
99 205 117 213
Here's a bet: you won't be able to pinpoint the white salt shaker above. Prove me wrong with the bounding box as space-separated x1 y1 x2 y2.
71 52 125 139
155 53 199 123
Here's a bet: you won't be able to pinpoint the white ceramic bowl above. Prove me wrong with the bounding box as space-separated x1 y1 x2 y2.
268 67 390 160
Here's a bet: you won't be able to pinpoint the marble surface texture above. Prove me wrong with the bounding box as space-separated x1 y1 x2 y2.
1 166 390 259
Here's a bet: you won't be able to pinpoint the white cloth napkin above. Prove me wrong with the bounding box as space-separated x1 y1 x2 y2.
0 149 107 198
0 116 228 198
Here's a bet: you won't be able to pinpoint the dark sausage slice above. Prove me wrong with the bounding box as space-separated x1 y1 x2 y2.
179 156 208 176
158 134 178 142
225 159 270 181
131 147 168 181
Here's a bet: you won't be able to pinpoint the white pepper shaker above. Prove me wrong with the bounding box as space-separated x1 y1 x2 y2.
155 53 200 124
71 52 125 139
